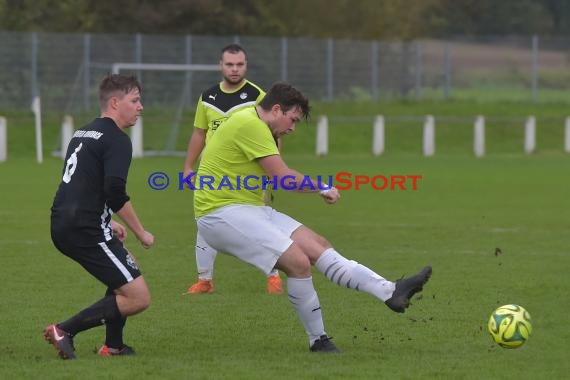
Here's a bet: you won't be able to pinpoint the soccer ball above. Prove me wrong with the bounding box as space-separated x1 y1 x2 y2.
488 304 532 349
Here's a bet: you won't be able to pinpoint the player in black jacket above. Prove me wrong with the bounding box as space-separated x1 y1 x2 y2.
45 74 154 359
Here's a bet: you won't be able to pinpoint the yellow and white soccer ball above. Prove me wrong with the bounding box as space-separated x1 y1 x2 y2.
488 304 532 349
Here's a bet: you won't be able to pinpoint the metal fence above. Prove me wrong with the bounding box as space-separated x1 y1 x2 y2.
2 31 570 112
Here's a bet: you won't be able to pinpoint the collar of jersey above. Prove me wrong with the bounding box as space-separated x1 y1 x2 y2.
219 80 248 94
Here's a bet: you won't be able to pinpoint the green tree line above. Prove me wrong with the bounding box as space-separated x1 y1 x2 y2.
1 0 570 38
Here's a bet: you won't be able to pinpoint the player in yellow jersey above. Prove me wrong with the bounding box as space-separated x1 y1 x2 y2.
194 82 432 352
183 44 283 294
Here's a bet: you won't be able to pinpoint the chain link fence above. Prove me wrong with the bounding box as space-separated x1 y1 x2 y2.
2 31 570 112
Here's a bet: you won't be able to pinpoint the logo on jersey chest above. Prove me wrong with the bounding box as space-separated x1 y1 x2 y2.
240 92 248 100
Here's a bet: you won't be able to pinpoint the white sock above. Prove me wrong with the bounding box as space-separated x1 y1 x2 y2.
268 268 280 277
287 277 326 345
195 232 217 280
315 248 395 301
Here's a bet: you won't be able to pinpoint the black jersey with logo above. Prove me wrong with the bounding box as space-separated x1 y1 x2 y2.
51 117 132 244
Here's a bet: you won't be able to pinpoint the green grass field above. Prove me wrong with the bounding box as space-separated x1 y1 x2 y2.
1 101 569 379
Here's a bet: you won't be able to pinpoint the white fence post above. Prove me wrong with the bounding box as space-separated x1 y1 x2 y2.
565 117 570 153
474 115 485 158
32 96 43 163
423 115 435 156
61 115 74 159
372 115 385 156
0 116 6 162
131 116 143 158
316 115 328 156
524 116 536 154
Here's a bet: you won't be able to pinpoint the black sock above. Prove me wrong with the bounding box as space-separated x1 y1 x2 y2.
59 295 122 336
105 316 127 349
104 288 126 348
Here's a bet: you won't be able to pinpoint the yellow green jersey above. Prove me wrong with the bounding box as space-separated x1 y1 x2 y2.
194 79 265 142
194 108 279 217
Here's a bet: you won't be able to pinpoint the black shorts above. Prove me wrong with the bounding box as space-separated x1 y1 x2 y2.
52 234 142 290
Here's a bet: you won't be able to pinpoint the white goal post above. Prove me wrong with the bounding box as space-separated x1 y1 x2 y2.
0 116 6 162
110 62 219 157
111 63 219 75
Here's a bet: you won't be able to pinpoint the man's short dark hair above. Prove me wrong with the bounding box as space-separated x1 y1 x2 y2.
221 43 248 60
258 82 310 120
99 74 141 109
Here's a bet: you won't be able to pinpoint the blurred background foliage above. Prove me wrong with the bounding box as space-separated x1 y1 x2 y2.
1 0 570 38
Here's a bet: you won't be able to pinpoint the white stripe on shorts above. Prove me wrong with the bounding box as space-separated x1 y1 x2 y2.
98 242 134 282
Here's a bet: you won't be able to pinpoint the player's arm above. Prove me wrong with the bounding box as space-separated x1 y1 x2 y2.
258 154 340 204
183 127 207 181
183 96 208 186
115 202 154 248
104 176 154 248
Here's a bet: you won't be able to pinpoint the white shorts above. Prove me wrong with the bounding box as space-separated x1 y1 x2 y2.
196 205 302 274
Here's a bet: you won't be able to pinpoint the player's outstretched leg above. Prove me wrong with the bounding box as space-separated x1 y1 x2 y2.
315 248 432 312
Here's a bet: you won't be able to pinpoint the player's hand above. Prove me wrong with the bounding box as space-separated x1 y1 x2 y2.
111 220 127 242
320 187 340 204
182 169 197 190
138 230 154 249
